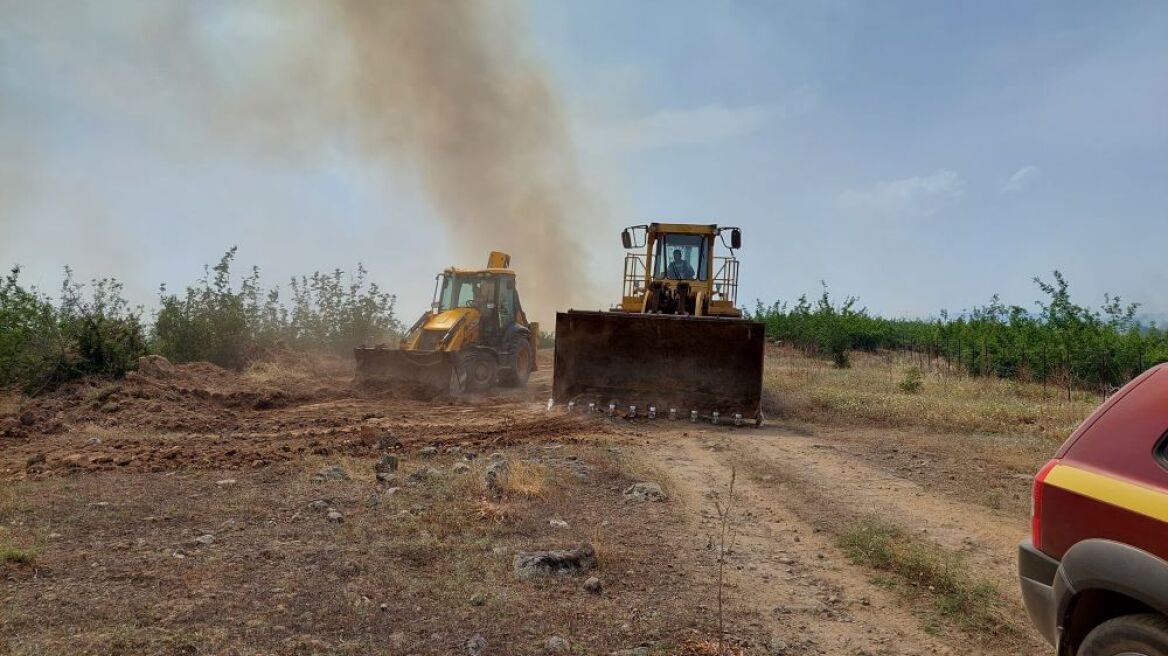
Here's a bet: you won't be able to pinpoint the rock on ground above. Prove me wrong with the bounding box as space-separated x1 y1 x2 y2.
406 467 441 485
484 459 510 494
623 481 667 502
513 543 597 579
314 465 350 482
375 454 399 473
545 636 569 653
466 633 487 656
583 576 602 594
136 354 175 377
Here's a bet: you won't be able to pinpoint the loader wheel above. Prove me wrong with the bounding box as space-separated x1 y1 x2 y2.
499 338 533 388
461 352 498 392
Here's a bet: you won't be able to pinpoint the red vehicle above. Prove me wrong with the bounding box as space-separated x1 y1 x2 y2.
1020 364 1168 655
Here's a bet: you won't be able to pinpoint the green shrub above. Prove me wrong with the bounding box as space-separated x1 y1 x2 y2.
538 330 555 349
754 271 1167 391
0 266 146 393
899 367 924 394
153 249 249 369
153 249 401 368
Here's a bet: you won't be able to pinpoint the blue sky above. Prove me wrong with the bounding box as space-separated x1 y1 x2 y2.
2 1 1165 323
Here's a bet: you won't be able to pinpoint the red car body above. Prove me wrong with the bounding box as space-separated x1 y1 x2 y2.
1020 364 1168 654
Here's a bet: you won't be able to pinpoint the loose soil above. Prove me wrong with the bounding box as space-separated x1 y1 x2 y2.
1 351 1053 655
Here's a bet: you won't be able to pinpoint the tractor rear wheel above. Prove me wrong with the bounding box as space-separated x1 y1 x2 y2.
499 337 533 388
460 351 498 392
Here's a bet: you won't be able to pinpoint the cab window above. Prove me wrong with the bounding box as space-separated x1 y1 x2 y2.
654 234 707 281
437 274 487 310
499 278 516 326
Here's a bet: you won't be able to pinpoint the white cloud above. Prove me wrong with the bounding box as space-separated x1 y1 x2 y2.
838 169 965 218
574 88 818 154
1001 165 1040 194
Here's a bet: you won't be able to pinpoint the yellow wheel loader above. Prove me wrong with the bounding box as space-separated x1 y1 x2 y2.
354 251 539 394
552 223 765 424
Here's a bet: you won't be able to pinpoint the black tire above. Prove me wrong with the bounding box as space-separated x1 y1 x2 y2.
460 351 498 393
498 337 533 388
1079 613 1168 656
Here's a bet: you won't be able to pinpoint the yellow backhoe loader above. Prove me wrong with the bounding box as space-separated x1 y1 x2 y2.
354 252 538 394
552 223 765 424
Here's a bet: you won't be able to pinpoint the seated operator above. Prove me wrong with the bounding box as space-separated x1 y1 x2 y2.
666 249 695 279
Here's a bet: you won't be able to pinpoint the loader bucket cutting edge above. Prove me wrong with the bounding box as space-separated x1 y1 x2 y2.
552 311 765 420
353 347 455 398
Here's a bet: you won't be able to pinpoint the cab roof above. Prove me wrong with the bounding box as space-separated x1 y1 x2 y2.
442 267 516 276
649 222 720 235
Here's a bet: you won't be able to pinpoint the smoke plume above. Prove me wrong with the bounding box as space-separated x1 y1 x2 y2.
324 1 601 319
1 0 606 321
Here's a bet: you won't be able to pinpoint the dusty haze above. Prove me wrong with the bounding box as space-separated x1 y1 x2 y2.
328 1 601 318
1 0 606 321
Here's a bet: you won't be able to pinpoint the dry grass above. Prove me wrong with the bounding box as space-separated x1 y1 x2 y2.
839 517 1020 640
1 542 35 565
677 636 749 655
242 350 352 384
764 346 1100 442
2 444 712 654
0 391 22 416
501 459 553 498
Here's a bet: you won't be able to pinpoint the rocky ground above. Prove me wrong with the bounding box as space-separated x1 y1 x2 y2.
1 351 1052 655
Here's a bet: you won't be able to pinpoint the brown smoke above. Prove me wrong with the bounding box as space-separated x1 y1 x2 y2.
323 1 602 320
1 1 607 319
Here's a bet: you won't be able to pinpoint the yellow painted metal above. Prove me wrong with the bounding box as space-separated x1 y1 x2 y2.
619 223 741 318
487 251 511 268
649 222 719 235
355 250 537 390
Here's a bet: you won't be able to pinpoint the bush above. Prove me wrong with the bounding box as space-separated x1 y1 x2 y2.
153 248 401 369
754 272 1168 391
538 330 555 349
899 367 924 394
0 266 147 393
153 249 250 369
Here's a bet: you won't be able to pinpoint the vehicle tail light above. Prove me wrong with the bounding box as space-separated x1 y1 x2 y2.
1031 458 1060 551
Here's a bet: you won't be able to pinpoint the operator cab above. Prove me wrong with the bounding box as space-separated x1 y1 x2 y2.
432 271 524 345
617 223 743 318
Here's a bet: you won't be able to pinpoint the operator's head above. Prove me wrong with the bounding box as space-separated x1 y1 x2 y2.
672 249 683 261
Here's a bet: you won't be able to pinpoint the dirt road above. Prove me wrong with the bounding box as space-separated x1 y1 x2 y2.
624 422 1046 654
2 356 1049 654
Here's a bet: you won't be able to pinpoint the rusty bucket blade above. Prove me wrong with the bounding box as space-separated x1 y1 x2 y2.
353 347 456 398
552 311 765 421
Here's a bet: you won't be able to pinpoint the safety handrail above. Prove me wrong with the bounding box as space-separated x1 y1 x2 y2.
711 256 739 304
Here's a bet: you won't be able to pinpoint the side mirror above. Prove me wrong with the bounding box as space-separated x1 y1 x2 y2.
731 228 742 250
621 229 633 249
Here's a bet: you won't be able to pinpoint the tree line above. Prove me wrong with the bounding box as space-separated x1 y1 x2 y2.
752 272 1168 392
1 249 401 393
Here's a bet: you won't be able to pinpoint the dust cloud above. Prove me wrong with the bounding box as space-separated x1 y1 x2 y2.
326 1 603 320
2 1 608 321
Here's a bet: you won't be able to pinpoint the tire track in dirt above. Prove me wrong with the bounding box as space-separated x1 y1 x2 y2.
733 427 1029 598
636 423 1050 654
640 435 961 655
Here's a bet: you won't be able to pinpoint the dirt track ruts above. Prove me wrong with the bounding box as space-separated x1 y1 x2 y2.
625 422 1046 655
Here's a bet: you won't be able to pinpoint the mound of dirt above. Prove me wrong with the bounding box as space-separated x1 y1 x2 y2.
1 359 351 439
0 347 602 480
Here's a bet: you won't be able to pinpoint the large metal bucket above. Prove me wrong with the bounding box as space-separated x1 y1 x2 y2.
552 310 765 422
353 347 456 397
